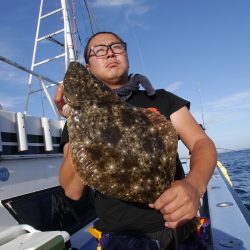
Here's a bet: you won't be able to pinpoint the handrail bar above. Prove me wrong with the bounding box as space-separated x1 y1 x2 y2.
0 55 59 86
0 55 61 119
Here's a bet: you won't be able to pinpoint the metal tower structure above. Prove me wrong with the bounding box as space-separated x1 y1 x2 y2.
24 0 76 118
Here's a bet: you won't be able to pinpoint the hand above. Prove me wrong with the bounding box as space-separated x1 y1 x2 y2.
54 84 69 117
149 179 201 228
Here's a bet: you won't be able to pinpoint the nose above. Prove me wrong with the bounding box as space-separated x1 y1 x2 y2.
106 46 115 57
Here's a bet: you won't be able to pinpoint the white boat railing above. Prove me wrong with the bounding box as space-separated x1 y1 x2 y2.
0 110 64 159
0 55 61 120
0 55 66 158
0 224 70 250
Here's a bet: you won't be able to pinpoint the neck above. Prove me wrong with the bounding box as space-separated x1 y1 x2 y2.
102 76 129 90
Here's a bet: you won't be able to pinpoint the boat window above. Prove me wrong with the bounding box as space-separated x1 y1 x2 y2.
2 186 96 235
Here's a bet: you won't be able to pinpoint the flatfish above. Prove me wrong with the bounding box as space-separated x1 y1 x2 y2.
63 61 178 203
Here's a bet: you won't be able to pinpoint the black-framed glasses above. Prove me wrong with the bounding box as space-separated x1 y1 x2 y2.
88 42 127 60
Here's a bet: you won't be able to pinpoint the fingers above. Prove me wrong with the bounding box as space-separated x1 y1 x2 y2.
62 104 71 118
149 180 200 229
162 200 197 228
164 214 191 228
54 84 64 104
54 84 66 117
149 181 179 210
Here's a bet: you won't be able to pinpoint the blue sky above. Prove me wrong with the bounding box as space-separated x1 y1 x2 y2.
0 0 250 156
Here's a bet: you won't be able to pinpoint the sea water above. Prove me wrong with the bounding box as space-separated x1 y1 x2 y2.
218 149 250 211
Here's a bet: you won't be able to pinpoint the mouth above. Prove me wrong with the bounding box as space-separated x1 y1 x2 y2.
106 60 119 68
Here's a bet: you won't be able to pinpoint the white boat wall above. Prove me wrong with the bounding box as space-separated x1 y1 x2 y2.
0 104 97 249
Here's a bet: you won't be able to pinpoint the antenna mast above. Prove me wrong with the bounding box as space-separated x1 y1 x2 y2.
24 0 75 118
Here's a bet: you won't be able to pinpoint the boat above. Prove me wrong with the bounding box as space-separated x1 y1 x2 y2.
182 158 250 249
0 1 249 249
0 55 98 249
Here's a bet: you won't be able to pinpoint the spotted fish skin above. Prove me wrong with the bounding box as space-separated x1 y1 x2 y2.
63 61 178 203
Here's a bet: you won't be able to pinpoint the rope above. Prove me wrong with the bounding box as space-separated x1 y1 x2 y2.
84 0 99 34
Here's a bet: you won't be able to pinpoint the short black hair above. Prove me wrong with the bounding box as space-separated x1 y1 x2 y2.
83 31 126 64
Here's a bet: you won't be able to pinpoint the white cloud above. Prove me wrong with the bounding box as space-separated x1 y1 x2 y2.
124 4 149 16
92 0 150 16
0 62 28 84
0 40 17 59
92 0 136 7
187 90 250 152
205 92 250 110
0 95 25 110
165 81 182 92
0 61 29 111
192 91 250 128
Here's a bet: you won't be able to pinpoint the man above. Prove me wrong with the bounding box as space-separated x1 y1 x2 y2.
55 31 217 249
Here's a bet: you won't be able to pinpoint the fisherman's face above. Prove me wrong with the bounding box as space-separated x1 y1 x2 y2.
86 33 129 89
